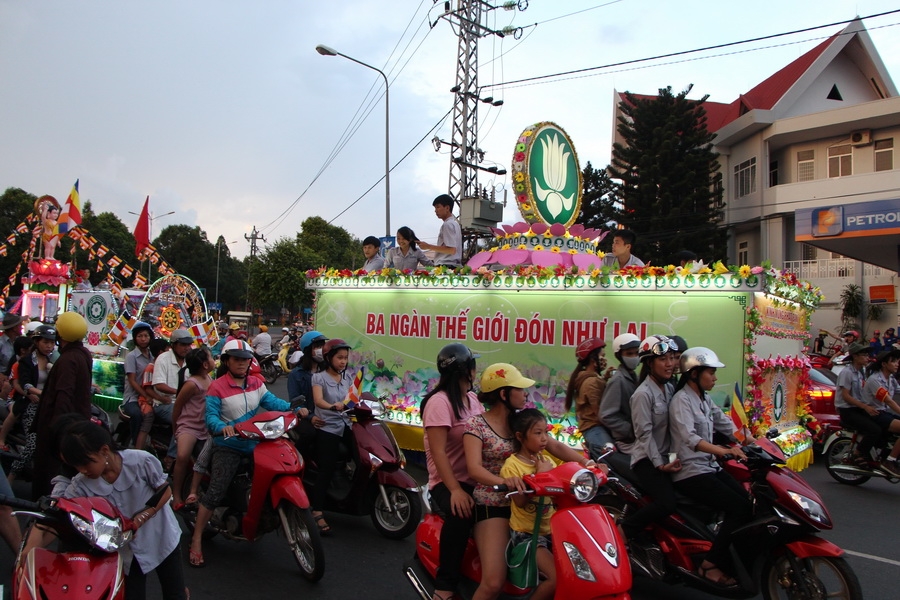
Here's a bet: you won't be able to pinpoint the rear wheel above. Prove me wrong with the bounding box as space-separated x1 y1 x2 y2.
826 438 870 486
762 553 862 600
371 486 421 540
262 361 279 385
278 503 325 582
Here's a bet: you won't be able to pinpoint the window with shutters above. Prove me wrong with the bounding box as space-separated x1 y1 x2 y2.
797 150 814 182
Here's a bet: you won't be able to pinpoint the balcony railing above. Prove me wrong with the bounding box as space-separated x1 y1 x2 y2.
782 259 890 279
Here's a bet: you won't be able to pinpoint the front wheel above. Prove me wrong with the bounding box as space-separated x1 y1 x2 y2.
371 485 422 540
826 438 870 486
762 553 862 600
278 503 325 582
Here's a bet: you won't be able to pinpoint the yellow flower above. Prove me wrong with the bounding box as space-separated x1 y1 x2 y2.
522 204 532 211
514 172 525 182
524 230 535 238
567 249 578 255
489 246 499 252
501 244 511 250
533 246 544 252
543 231 553 237
738 264 752 278
551 246 561 253
712 260 730 275
591 268 601 277
665 264 676 275
517 244 528 250
698 266 712 274
523 130 532 136
563 230 572 239
596 250 606 258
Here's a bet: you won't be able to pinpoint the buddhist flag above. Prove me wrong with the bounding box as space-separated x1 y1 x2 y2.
57 180 82 235
730 382 750 442
107 310 137 346
344 367 365 408
134 196 150 258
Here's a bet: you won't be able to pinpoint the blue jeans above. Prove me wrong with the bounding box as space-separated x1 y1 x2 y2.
121 401 143 445
153 403 178 458
582 425 615 460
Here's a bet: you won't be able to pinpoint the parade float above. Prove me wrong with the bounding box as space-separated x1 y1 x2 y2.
1 184 216 411
305 122 821 470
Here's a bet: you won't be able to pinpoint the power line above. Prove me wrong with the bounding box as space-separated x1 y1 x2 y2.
328 108 454 225
481 8 900 90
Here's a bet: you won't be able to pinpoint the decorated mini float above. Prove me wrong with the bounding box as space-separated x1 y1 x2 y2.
305 122 821 468
0 184 216 410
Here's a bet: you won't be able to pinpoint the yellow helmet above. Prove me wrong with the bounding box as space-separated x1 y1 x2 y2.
480 363 535 393
55 311 87 343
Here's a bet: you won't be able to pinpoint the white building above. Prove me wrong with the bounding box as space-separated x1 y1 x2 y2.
615 18 900 337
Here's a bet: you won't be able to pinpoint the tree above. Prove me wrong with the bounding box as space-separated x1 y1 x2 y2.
0 188 39 298
250 217 361 318
609 85 727 265
577 161 622 231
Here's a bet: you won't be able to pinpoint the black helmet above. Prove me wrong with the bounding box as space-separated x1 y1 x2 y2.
131 321 154 340
436 343 477 376
32 325 57 341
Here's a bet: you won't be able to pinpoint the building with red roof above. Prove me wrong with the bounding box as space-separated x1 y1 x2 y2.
614 18 900 333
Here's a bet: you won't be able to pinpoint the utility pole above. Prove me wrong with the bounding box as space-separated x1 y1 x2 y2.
244 226 266 315
433 0 522 256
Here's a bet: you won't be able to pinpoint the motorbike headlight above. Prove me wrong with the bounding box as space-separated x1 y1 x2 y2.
257 417 287 439
569 469 599 503
70 510 129 552
562 541 597 581
787 491 831 527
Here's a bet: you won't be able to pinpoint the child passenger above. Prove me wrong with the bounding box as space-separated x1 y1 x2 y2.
170 346 213 510
500 409 560 600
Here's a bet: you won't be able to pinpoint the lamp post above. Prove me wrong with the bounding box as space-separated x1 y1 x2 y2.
316 44 390 237
215 238 237 304
127 210 175 280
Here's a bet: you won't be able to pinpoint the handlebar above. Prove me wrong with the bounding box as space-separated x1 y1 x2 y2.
0 494 44 512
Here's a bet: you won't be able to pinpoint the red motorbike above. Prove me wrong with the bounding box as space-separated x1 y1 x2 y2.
0 493 137 600
404 460 632 600
292 392 422 539
181 410 325 581
600 438 862 599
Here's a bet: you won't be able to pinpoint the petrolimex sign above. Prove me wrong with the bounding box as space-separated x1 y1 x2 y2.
797 198 900 239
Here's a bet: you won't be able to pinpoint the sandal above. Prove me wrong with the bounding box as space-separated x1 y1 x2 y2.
189 549 205 568
698 563 736 586
172 502 185 512
185 493 199 506
313 513 332 536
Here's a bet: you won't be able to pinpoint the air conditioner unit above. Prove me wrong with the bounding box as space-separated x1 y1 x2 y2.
850 129 872 146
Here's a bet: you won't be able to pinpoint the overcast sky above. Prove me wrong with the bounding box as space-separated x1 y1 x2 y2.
2 1 898 259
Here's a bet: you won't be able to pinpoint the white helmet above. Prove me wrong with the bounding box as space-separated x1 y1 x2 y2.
24 320 43 335
222 339 254 359
679 347 725 372
638 334 678 361
613 333 641 354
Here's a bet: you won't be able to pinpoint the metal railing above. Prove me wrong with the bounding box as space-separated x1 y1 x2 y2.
782 259 890 279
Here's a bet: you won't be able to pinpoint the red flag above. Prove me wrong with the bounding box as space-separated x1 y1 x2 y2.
134 196 150 258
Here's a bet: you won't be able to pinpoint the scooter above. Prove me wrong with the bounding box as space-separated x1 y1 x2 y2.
404 460 632 600
825 428 900 486
291 392 422 539
180 410 326 581
113 404 174 469
600 437 862 599
259 353 283 384
0 493 137 600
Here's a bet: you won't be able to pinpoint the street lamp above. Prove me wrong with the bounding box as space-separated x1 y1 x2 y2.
316 44 391 237
216 239 237 304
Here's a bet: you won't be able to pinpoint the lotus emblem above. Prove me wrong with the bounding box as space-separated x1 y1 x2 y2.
512 122 582 226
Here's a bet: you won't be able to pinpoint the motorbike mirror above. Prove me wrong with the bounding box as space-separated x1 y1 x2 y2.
765 428 781 440
289 395 306 409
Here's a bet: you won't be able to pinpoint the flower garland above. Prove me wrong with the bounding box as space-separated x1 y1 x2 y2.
305 262 824 308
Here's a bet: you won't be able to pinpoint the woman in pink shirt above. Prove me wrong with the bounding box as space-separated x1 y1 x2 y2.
421 343 482 600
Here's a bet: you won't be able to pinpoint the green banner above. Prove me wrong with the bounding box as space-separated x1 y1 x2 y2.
315 288 749 444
